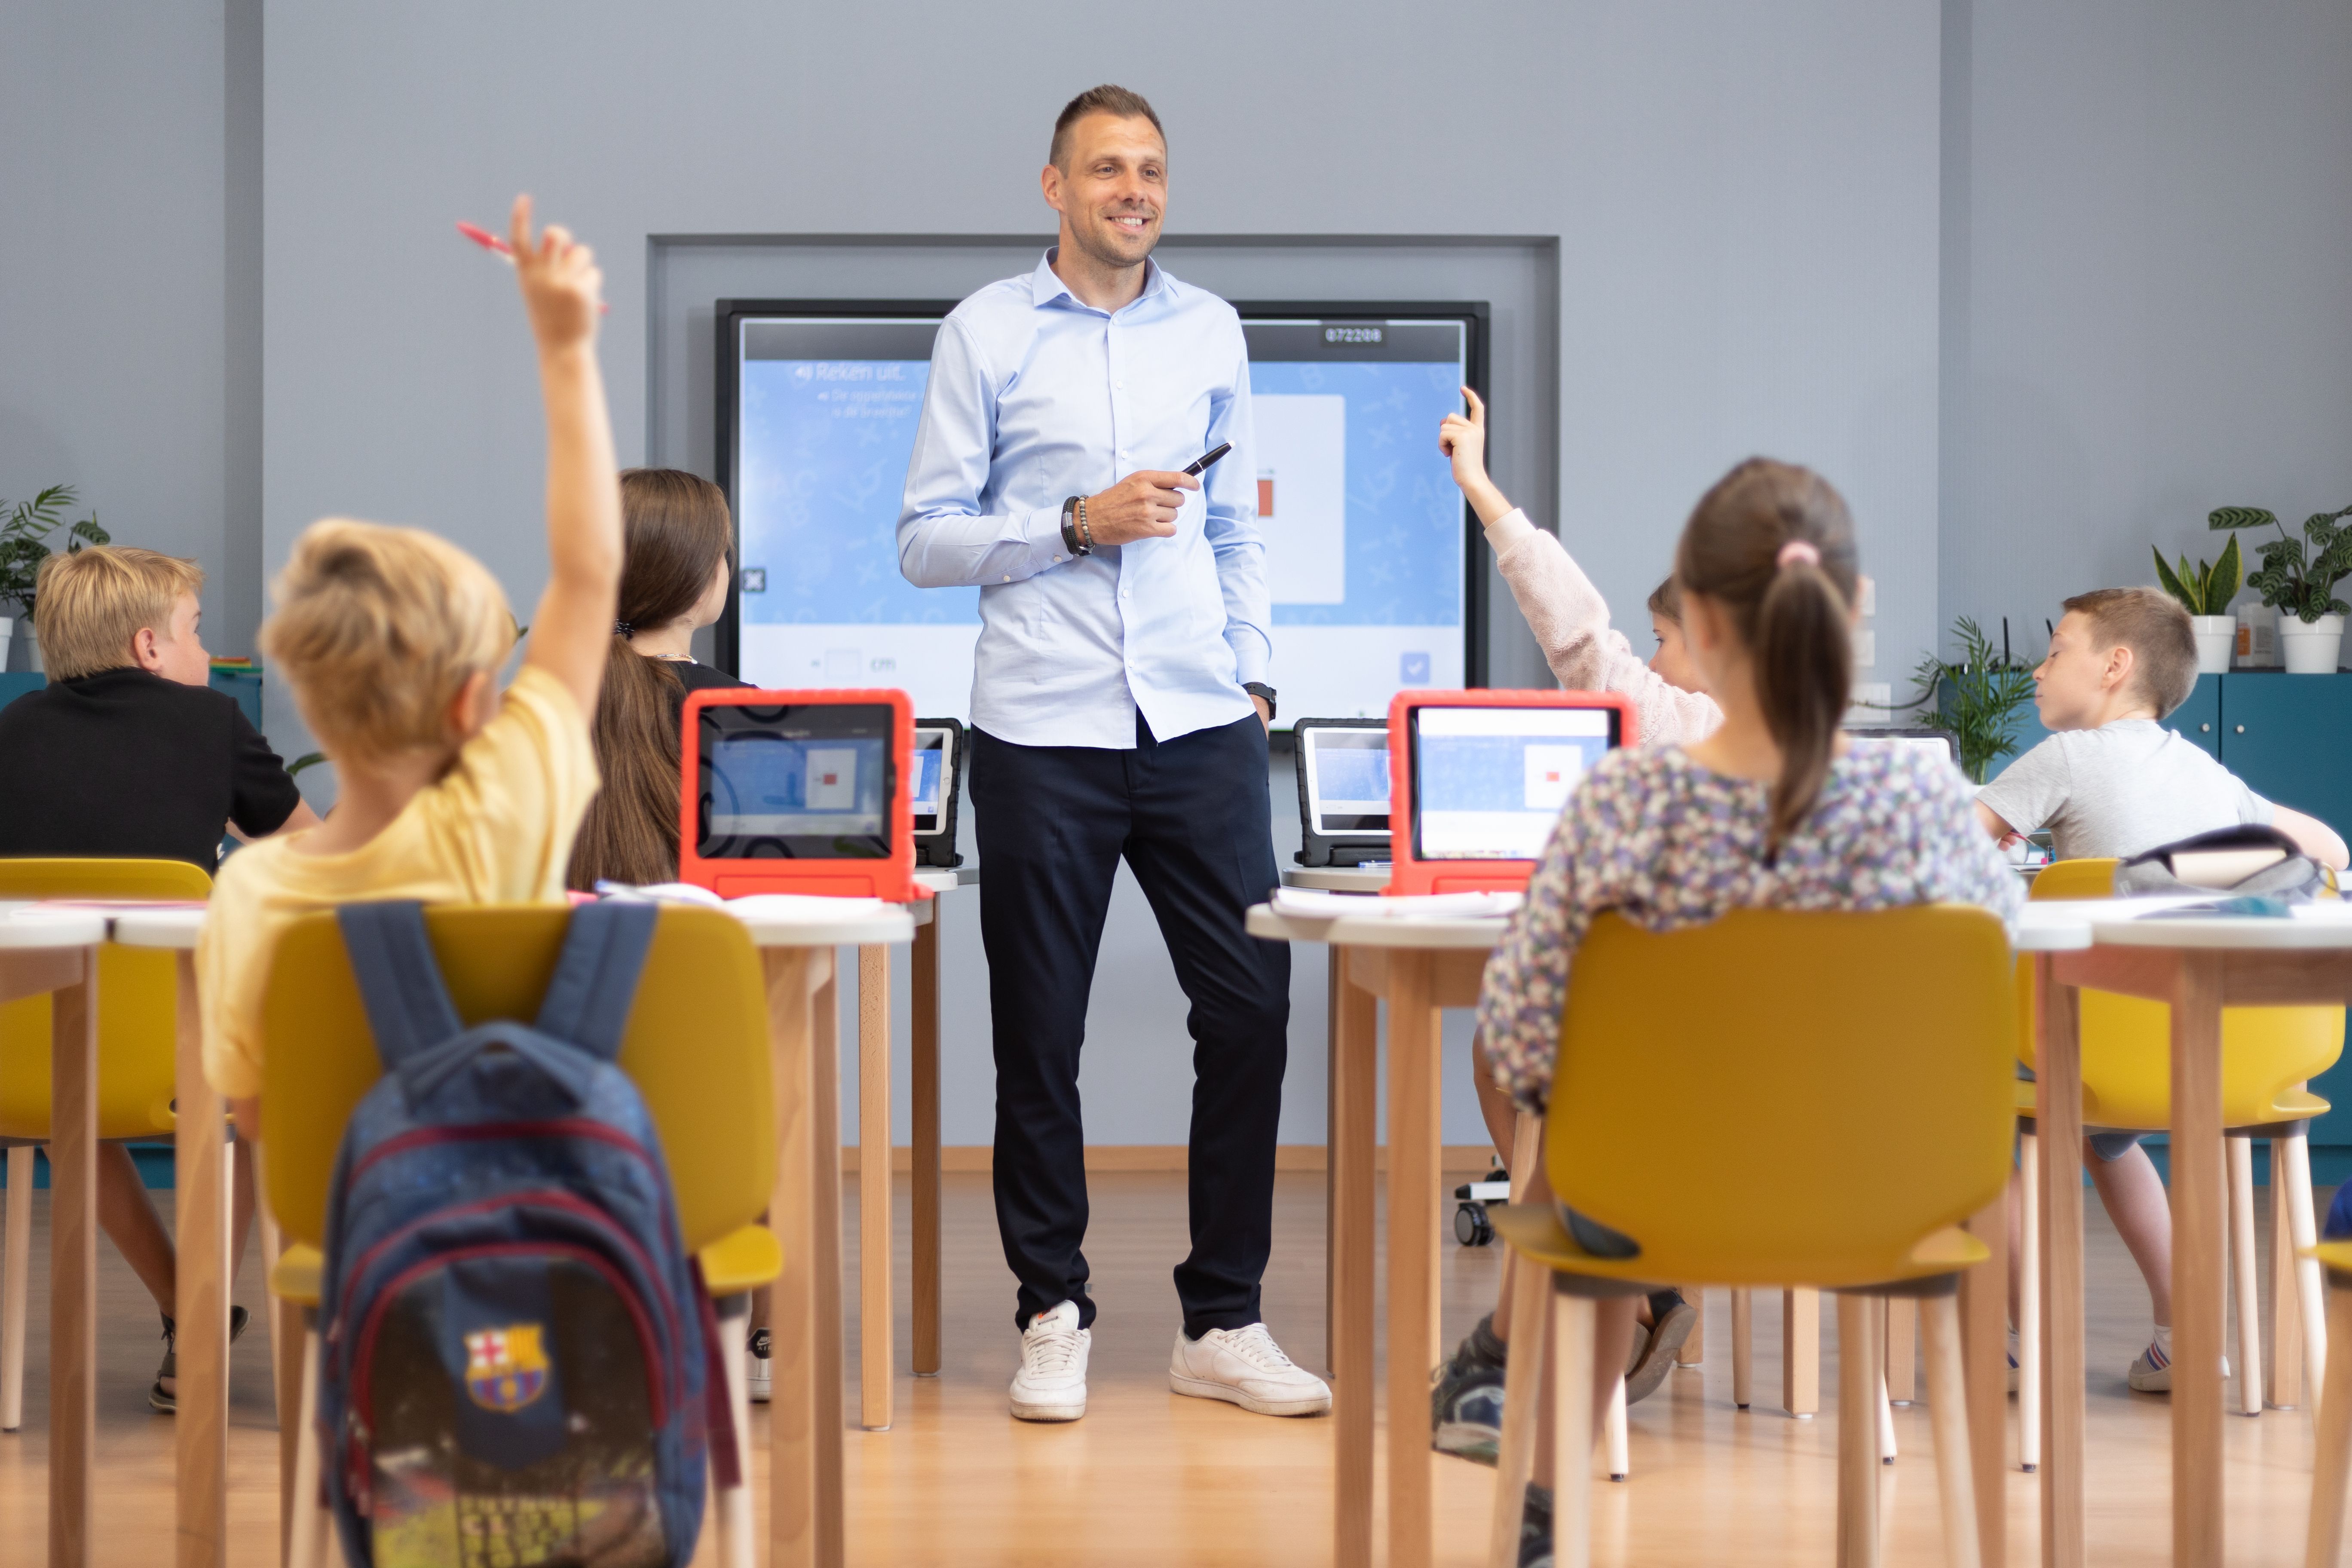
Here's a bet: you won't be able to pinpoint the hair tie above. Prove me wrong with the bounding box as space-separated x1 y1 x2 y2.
1776 540 1821 570
615 620 634 639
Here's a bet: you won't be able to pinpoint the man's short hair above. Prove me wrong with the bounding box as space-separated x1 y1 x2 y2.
2062 586 2199 717
1049 84 1164 168
260 519 514 764
33 546 205 680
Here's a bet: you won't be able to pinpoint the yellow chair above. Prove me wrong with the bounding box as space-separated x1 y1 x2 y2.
260 904 780 1568
0 856 211 1431
1488 908 2015 1568
2015 858 2339 1428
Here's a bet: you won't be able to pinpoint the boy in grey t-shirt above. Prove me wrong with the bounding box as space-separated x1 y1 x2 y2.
1977 587 2348 1392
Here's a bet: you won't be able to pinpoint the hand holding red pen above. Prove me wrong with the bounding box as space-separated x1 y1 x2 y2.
505 194 603 352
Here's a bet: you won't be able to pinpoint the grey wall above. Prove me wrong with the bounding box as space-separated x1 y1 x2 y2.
1943 0 2352 650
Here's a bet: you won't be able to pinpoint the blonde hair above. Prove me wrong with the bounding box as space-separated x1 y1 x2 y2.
34 546 206 680
260 519 513 763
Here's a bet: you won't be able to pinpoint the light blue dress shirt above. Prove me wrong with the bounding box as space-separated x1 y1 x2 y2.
898 251 1268 749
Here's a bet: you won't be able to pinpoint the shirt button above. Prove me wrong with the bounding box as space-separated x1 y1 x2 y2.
1115 381 1124 390
1001 574 1011 582
1053 554 1064 563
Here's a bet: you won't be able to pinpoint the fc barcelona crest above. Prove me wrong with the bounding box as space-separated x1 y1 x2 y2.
463 1324 550 1413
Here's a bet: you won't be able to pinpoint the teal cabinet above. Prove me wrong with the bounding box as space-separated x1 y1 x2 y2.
2160 674 2221 759
2214 673 2352 830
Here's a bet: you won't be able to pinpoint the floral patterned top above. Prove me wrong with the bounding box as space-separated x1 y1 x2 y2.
1478 743 2022 1112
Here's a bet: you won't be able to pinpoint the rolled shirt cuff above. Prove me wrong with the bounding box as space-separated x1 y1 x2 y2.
1483 505 1540 554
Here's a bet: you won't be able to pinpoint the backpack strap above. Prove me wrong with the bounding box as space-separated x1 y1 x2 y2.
337 901 466 1072
533 900 660 1063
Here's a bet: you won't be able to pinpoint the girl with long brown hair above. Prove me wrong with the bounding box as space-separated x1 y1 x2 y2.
1434 460 2021 1558
567 468 744 889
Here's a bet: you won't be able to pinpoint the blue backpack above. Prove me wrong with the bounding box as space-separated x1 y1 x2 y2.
313 900 732 1568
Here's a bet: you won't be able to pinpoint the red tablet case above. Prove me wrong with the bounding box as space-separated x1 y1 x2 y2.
1384 689 1640 897
679 687 924 903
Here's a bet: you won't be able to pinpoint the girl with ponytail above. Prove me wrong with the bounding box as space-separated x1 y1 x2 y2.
1435 460 2021 1508
566 469 746 889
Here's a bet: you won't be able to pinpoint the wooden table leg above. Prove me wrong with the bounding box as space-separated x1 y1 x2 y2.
1331 962 1377 1568
2270 1134 2305 1410
2171 953 2226 1568
49 952 95 1568
2036 957 2084 1568
911 913 942 1378
765 947 833 1568
1784 1290 1820 1417
1324 946 1341 1378
857 945 892 1430
173 951 229 1568
1886 1298 1917 1403
1836 1293 1883 1568
1384 952 1442 1568
1960 1194 2009 1568
812 962 847 1567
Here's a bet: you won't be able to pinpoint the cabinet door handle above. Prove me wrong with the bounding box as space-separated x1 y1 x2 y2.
2201 723 2211 732
2236 724 2246 734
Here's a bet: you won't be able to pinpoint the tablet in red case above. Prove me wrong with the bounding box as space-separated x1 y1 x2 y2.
1385 689 1638 897
679 687 923 903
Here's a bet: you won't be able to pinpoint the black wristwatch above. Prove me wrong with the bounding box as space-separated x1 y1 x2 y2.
1060 496 1091 558
1243 682 1277 723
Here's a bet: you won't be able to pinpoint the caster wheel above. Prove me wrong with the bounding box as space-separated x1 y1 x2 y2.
1455 1202 1494 1246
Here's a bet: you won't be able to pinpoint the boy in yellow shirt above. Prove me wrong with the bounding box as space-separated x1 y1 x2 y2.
198 196 620 1123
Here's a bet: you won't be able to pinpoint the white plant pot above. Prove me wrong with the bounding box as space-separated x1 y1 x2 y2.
18 625 37 674
2190 615 2237 675
2279 613 2346 675
0 618 12 672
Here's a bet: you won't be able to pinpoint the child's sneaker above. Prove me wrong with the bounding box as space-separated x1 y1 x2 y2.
747 1325 772 1404
2007 1327 2020 1394
2127 1325 2227 1393
149 1305 251 1414
1431 1313 1509 1464
1519 1482 1555 1568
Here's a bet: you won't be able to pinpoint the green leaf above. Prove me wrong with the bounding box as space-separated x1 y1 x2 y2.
2152 548 2190 609
2211 506 2278 531
287 752 331 777
2210 534 2242 609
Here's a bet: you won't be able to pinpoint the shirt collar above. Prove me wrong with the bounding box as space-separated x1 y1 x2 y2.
1031 247 1172 315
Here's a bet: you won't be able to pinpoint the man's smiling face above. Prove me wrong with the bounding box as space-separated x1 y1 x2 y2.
1044 112 1167 274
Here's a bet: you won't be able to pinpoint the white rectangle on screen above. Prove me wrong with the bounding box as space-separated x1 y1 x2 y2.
1254 394 1346 605
806 747 858 809
1522 745 1583 812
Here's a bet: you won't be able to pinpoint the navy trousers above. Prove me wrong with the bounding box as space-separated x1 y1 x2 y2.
969 712 1292 1338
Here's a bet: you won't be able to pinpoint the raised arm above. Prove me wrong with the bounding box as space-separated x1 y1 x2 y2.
2275 804 2351 871
1203 343 1271 696
510 194 622 719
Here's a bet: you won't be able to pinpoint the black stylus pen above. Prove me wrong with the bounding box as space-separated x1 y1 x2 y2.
1182 442 1232 477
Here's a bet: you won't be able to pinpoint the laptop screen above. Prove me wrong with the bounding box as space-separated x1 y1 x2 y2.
1301 724 1391 837
910 727 952 836
1844 729 1958 769
1409 704 1620 861
697 700 895 860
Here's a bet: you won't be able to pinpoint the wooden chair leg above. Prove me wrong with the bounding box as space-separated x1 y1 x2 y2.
714 1297 757 1568
1678 1288 1705 1366
1 1145 29 1432
2288 1134 2329 1413
2305 1276 2352 1568
1886 1296 1918 1404
1837 1294 1884 1568
1550 1294 1598 1568
2230 1136 2265 1417
1879 1360 1898 1464
1922 1292 1984 1568
1785 1288 1820 1418
2019 1129 2041 1471
286 1326 331 1568
1732 1289 1754 1409
1605 1376 1629 1481
1487 1256 1550 1568
2275 1136 2307 1410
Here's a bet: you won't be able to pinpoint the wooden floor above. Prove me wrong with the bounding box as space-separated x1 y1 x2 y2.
0 1169 2337 1565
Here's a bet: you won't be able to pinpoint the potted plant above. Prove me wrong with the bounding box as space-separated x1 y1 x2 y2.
2210 504 2352 674
2152 536 2242 674
0 485 110 671
1900 616 2040 784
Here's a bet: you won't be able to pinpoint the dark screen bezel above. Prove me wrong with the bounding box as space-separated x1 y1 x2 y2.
1303 725 1392 839
697 700 899 861
1406 704 1623 862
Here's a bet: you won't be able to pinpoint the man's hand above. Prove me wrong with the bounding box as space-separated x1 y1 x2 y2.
1251 693 1271 732
1438 387 1512 526
1084 469 1198 546
509 194 603 356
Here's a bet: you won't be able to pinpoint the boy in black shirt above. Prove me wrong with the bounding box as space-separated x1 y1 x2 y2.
0 546 317 1407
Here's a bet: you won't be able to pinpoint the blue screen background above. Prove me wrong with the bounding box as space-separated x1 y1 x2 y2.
1419 735 1612 812
711 736 886 818
1316 747 1390 801
910 749 943 812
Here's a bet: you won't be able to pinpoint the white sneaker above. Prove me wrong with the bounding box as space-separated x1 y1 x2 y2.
1169 1323 1332 1417
1010 1300 1090 1422
747 1326 772 1404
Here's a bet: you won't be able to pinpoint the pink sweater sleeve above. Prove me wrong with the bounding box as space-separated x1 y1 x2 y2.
1488 512 1722 747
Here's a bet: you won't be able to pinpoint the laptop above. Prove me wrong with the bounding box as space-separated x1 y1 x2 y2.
678 687 920 901
1844 726 1959 770
910 718 968 870
1387 689 1638 896
1293 718 1392 869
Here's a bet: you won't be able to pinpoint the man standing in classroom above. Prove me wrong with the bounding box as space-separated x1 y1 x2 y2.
898 84 1323 1424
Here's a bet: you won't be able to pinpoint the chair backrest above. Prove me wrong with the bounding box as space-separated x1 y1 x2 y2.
260 904 775 1253
1546 906 2016 1287
2020 858 2345 1126
0 857 211 1140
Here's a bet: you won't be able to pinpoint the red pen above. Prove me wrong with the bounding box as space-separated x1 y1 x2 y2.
457 221 609 310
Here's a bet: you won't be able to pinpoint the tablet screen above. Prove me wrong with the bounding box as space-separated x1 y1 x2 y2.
910 727 952 836
1410 704 1619 861
697 701 895 860
1302 726 1390 836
